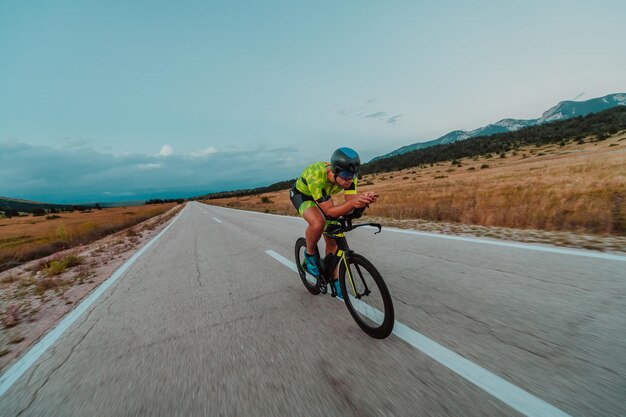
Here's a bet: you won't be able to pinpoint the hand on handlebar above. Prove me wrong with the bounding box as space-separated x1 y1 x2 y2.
364 191 379 203
352 193 372 208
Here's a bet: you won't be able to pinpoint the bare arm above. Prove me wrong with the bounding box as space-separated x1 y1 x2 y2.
317 193 372 218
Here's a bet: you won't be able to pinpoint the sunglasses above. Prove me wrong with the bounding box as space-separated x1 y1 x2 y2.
337 170 356 180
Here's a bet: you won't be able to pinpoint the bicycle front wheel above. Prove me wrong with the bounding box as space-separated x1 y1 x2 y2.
339 253 394 339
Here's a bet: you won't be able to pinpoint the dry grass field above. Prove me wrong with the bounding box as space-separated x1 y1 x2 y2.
0 203 178 271
203 133 626 237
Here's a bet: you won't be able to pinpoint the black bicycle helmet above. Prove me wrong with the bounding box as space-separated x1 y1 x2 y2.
330 147 360 178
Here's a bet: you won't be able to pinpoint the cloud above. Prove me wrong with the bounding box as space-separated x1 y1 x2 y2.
55 137 94 149
137 163 162 170
158 144 173 157
103 191 137 196
0 141 304 203
338 99 402 125
365 112 388 120
190 146 218 157
387 114 403 124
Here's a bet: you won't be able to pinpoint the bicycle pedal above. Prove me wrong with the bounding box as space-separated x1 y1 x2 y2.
319 283 328 294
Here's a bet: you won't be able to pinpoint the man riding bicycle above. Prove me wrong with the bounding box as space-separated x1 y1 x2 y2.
290 147 378 296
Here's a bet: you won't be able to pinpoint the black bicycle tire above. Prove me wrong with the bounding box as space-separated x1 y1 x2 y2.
339 253 394 338
295 237 321 295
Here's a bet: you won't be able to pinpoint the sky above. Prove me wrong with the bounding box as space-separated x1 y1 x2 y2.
1 0 625 203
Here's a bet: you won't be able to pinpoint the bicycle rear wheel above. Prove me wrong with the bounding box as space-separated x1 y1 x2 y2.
295 237 321 295
339 253 394 339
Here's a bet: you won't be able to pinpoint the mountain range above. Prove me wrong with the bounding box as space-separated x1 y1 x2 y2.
371 93 626 161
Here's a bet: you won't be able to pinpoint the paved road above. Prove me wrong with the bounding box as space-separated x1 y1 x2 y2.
1 202 624 416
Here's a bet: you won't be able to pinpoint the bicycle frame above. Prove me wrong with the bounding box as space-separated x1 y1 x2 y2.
319 220 380 298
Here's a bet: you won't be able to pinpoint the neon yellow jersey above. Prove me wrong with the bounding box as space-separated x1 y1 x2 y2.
295 162 357 203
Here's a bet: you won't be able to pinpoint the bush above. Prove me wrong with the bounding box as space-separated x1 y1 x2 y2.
480 164 489 169
4 209 19 218
46 254 84 276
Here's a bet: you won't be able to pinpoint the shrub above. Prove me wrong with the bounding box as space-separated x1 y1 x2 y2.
480 164 489 169
46 254 84 276
596 133 609 141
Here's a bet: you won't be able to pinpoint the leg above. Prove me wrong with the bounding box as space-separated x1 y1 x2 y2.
323 234 339 280
302 206 325 255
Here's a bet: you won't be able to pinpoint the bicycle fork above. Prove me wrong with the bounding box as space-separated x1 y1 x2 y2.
322 249 371 299
339 251 371 300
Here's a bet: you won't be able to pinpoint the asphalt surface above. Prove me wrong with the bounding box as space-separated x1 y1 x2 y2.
1 202 624 417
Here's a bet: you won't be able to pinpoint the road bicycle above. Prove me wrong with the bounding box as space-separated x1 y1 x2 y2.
294 208 394 339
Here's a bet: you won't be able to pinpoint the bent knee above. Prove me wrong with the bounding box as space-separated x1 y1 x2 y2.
309 219 325 231
303 208 325 231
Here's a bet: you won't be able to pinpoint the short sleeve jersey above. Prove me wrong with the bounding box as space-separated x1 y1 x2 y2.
295 162 357 203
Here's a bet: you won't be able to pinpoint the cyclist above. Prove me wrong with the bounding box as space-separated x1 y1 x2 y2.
290 147 377 296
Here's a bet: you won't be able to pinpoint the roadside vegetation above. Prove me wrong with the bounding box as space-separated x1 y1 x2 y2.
202 132 626 237
0 203 179 272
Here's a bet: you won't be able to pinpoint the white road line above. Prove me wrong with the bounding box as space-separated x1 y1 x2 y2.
266 250 299 272
0 206 186 398
265 249 573 417
213 217 223 223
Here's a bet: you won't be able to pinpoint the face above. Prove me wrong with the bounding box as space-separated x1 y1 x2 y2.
336 175 354 189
